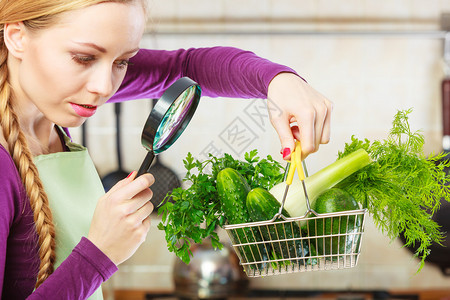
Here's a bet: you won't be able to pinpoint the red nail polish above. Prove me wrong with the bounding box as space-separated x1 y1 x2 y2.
126 171 134 179
282 148 291 159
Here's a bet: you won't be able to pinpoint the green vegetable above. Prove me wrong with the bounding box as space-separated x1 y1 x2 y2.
157 150 284 264
306 188 362 257
157 109 449 273
269 148 372 217
246 187 287 222
336 109 450 271
217 168 269 269
246 187 309 267
217 168 252 224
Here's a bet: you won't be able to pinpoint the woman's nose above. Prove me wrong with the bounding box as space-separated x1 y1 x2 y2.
86 65 114 97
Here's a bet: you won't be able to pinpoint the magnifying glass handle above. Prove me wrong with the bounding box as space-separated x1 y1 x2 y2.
137 151 155 177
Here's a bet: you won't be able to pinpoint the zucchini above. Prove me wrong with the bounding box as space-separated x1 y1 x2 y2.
307 188 362 257
246 187 310 267
216 168 269 271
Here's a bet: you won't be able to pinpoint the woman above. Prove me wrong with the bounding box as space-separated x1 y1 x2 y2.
0 0 331 299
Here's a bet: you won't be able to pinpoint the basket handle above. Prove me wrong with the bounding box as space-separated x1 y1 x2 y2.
299 160 317 216
278 143 317 219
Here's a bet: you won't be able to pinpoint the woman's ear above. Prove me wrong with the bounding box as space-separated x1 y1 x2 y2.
3 22 27 59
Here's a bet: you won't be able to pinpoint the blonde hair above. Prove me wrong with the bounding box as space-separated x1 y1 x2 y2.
0 0 146 288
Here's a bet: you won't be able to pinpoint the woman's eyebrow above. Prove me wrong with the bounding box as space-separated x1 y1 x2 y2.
74 42 140 55
75 42 107 53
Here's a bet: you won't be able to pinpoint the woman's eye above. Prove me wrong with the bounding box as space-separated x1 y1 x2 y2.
71 54 130 70
72 55 95 65
115 59 130 70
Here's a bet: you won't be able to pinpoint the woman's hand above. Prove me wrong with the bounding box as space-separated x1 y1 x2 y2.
267 72 333 160
87 171 154 265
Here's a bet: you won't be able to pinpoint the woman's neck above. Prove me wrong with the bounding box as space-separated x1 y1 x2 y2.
13 102 63 156
26 125 64 156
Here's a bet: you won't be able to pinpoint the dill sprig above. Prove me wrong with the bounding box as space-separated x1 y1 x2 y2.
337 108 450 271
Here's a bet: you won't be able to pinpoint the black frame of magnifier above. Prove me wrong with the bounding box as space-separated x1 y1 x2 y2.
137 77 201 177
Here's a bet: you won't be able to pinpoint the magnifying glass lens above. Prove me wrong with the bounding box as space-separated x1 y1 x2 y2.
137 77 200 178
154 86 196 149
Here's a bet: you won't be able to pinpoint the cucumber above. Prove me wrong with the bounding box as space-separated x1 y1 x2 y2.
307 188 362 257
246 187 310 267
246 187 287 221
216 168 269 271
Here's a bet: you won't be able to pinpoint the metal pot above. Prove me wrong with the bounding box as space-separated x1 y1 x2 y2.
173 240 249 299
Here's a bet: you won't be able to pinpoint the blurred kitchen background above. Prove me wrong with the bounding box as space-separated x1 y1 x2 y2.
70 0 450 299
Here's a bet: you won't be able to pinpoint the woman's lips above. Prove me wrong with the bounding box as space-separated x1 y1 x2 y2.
70 103 97 118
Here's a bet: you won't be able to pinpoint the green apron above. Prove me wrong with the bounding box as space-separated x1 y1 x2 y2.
34 128 106 300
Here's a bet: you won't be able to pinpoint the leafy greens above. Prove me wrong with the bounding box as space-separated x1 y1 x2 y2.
157 150 284 264
336 109 450 271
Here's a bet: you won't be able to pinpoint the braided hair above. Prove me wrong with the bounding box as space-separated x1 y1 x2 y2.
0 0 147 288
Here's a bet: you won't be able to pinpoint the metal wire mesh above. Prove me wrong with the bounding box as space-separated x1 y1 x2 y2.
223 209 367 277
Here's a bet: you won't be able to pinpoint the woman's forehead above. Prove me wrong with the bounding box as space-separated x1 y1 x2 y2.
38 2 146 50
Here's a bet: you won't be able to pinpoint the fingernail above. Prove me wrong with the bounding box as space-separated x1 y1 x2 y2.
282 148 291 159
126 171 135 179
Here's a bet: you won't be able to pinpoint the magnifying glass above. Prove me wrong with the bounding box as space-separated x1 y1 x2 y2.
137 77 201 177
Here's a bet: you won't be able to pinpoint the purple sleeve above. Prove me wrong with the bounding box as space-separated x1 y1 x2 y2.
109 46 297 102
0 147 20 298
32 237 118 299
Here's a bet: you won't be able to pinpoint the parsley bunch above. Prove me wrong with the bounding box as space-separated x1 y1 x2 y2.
157 150 284 264
337 109 450 271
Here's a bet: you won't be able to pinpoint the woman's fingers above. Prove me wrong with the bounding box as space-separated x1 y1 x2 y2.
272 102 330 159
109 173 154 203
134 201 154 223
268 105 295 159
103 172 154 220
267 72 333 160
304 99 332 157
105 171 135 195
121 188 153 215
295 109 317 158
320 101 333 145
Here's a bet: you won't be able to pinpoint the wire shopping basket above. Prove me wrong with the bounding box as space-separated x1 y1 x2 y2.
223 159 367 277
224 208 367 277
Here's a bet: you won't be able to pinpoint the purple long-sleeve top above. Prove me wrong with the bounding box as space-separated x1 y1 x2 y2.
0 47 295 299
